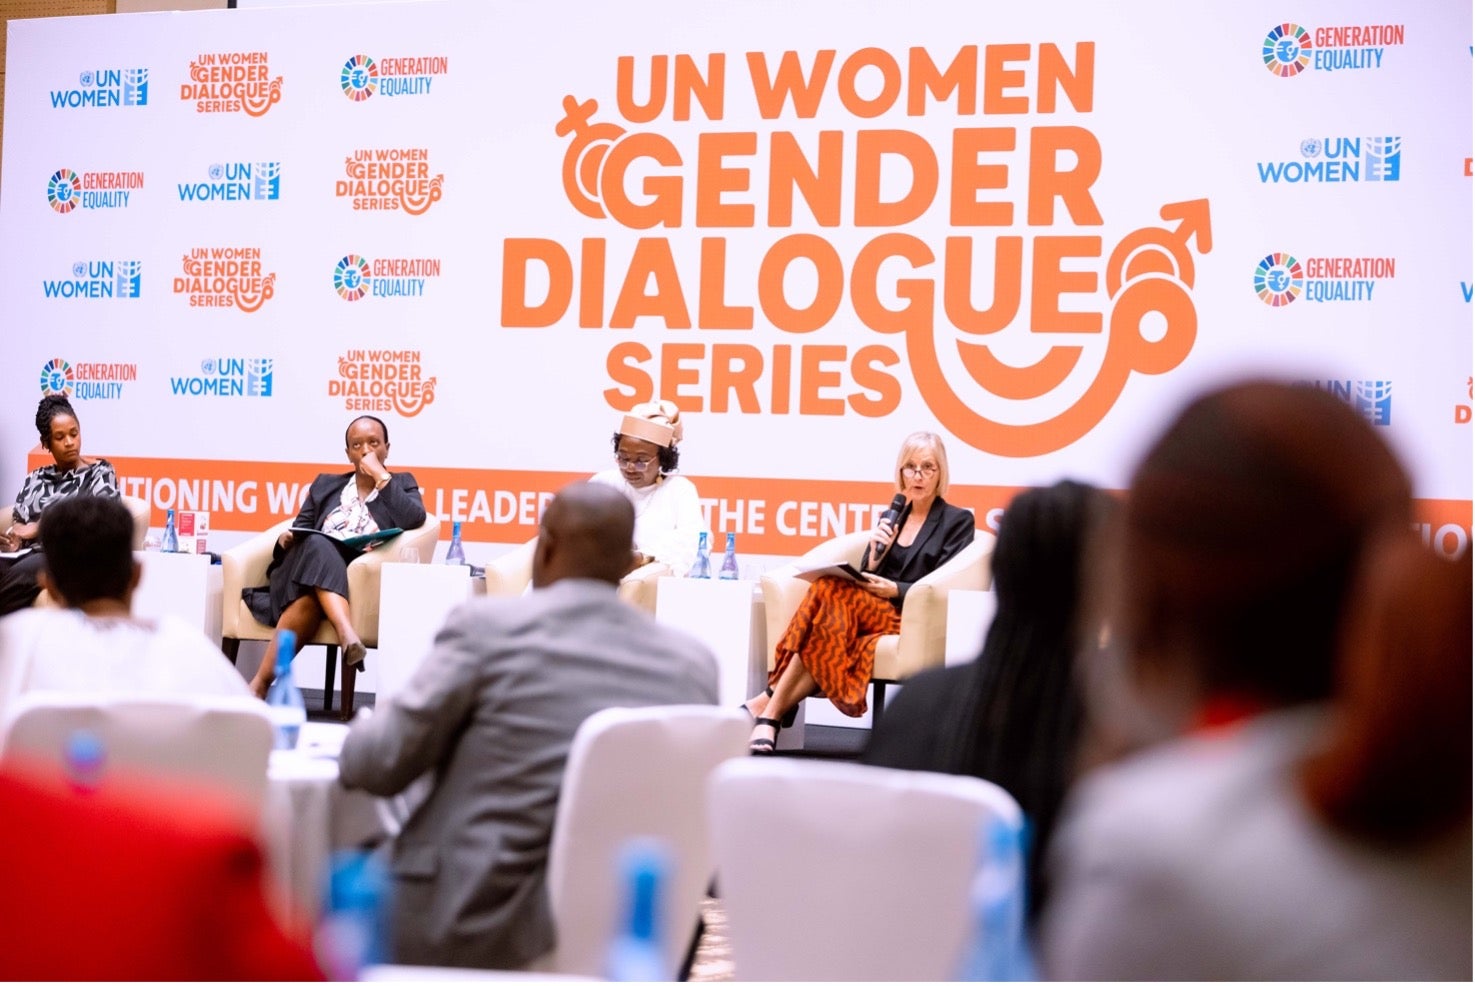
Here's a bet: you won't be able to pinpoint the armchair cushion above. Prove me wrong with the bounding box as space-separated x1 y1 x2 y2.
760 530 995 683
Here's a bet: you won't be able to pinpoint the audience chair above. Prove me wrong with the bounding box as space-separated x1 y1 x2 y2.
538 705 751 979
481 536 668 613
219 515 441 719
0 693 274 821
708 758 1025 982
759 529 994 724
2 495 152 608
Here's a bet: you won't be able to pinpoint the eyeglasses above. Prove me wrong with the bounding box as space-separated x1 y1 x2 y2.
902 463 939 477
616 454 656 469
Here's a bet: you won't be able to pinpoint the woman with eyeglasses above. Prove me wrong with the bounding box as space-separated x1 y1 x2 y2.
744 431 975 754
588 400 708 576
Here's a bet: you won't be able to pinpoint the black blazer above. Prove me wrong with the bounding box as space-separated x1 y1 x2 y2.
871 497 975 609
271 470 427 566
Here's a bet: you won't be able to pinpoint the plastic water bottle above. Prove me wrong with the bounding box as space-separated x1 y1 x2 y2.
265 628 306 751
316 849 392 980
718 532 739 580
444 520 466 566
160 508 179 553
957 815 1037 981
65 729 106 792
604 839 670 982
686 531 711 579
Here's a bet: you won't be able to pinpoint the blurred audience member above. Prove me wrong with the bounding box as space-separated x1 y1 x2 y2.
863 479 1117 923
0 495 251 723
1041 380 1471 981
338 482 717 970
0 758 319 980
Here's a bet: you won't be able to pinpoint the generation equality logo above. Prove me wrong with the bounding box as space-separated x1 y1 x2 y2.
1254 252 1396 305
169 358 274 398
42 260 143 299
48 68 149 108
177 161 282 203
47 167 144 212
1258 136 1401 184
332 254 441 300
1262 22 1405 76
339 54 448 101
38 357 136 401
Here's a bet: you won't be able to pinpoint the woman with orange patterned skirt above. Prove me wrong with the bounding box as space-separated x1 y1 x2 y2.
744 432 975 753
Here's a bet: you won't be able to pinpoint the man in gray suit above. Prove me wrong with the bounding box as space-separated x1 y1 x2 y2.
338 481 718 970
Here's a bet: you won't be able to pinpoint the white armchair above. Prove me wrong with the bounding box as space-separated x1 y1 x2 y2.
220 515 441 718
759 529 995 722
481 536 668 613
0 495 152 608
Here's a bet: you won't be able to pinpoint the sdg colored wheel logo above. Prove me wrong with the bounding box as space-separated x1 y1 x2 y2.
1254 252 1304 306
334 254 371 301
39 358 73 396
1263 23 1312 77
47 169 81 213
341 55 378 101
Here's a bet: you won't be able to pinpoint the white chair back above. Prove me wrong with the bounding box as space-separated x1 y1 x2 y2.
708 758 1024 982
544 705 750 978
0 693 274 819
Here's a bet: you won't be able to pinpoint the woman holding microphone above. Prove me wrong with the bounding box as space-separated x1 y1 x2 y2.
744 431 975 753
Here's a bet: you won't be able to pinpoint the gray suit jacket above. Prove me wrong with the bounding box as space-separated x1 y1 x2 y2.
338 578 718 971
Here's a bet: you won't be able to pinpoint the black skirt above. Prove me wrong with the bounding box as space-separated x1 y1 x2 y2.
243 532 359 627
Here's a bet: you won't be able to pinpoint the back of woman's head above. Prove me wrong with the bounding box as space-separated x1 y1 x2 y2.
991 480 1116 629
1301 533 1472 844
1119 381 1412 708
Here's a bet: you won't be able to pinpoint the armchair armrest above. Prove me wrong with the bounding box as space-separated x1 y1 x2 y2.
617 560 669 613
892 530 995 678
346 517 441 645
220 520 293 638
760 530 872 670
483 537 538 597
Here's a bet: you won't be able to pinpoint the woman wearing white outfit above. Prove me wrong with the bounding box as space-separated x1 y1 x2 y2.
588 400 708 576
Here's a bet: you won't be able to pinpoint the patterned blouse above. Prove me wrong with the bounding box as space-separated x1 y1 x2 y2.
11 459 120 536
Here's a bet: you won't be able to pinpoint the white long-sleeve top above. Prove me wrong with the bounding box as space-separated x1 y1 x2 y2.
588 469 709 575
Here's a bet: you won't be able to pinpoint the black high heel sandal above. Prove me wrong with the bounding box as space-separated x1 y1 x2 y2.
739 686 798 728
749 716 783 755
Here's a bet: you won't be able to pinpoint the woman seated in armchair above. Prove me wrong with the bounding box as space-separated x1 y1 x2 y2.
244 415 425 698
588 400 708 576
744 431 975 753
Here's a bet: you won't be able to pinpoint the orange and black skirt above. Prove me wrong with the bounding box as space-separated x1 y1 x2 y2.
769 576 901 717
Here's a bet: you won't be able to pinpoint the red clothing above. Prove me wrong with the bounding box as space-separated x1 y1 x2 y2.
0 759 321 981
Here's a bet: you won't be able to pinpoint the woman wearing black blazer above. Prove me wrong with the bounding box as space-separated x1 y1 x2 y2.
244 415 426 697
744 431 975 753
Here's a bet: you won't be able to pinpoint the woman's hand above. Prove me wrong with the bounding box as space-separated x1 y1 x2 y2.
865 517 898 569
1 521 40 550
860 573 899 600
358 450 390 487
276 530 295 551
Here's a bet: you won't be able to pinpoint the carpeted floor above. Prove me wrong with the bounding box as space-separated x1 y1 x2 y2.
688 897 734 982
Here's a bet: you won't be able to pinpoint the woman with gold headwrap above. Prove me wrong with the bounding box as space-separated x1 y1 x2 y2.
589 400 709 575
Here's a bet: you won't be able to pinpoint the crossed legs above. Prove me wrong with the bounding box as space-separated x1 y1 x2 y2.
248 588 364 699
745 652 818 751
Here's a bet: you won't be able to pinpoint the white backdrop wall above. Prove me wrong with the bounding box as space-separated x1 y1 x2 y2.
1 0 1470 560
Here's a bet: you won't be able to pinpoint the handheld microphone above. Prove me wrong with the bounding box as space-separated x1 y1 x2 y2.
861 493 908 571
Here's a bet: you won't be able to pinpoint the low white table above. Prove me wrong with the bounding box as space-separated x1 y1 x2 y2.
133 551 223 645
260 722 385 925
375 563 480 704
653 576 803 749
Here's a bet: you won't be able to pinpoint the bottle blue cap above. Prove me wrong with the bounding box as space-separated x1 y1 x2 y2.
275 628 297 671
